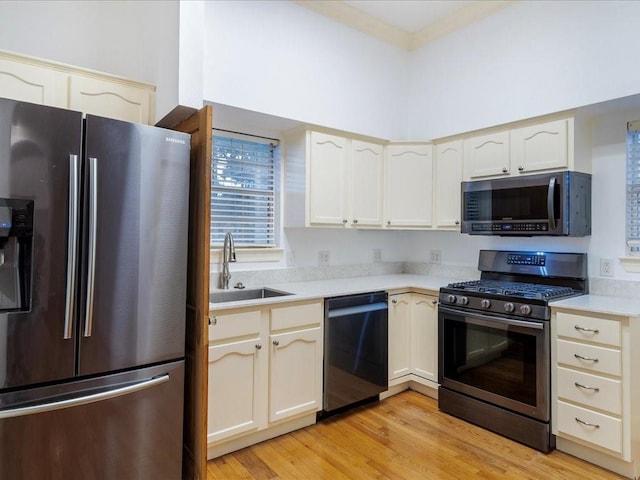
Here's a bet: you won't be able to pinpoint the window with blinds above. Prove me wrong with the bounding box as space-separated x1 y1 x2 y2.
627 121 640 255
211 133 279 247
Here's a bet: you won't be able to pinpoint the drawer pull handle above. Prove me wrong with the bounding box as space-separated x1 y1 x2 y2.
575 382 600 392
255 344 262 350
574 353 599 363
575 417 600 429
574 325 600 334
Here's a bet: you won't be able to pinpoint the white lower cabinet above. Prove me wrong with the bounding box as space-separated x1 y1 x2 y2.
552 307 640 479
388 292 438 389
207 300 323 457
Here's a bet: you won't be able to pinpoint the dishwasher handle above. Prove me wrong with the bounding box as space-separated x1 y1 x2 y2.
327 302 388 318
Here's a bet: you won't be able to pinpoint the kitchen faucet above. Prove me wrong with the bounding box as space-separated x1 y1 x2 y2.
220 232 236 289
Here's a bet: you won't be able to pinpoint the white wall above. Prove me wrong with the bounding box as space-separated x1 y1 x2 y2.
0 0 180 122
202 0 409 141
409 0 640 140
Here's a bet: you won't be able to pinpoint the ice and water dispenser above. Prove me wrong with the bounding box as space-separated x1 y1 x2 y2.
0 198 33 312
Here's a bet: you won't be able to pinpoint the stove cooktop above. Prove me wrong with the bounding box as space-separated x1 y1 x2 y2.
446 280 576 301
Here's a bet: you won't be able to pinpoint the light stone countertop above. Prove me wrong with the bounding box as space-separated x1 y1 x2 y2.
551 294 640 318
209 273 459 311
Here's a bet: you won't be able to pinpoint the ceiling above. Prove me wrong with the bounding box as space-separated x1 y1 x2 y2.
295 0 515 50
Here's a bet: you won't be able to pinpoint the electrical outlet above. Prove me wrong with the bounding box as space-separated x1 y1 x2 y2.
373 248 382 263
430 250 441 264
600 258 614 277
318 250 330 266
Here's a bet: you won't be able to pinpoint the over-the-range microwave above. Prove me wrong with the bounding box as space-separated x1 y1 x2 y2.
460 171 592 236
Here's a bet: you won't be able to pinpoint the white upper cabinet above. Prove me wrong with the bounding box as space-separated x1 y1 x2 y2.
0 50 156 124
0 56 65 107
307 132 349 226
68 74 154 125
510 119 569 174
434 140 462 229
384 144 433 228
350 140 384 227
462 116 587 181
463 131 510 179
285 129 384 228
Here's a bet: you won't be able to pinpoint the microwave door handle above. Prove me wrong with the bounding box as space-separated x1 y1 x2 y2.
547 177 557 231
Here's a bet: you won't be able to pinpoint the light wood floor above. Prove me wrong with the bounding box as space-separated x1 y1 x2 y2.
207 390 625 479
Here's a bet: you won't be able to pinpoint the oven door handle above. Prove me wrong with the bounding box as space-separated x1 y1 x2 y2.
439 306 544 331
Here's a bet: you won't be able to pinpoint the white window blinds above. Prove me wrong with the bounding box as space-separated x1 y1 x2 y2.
627 122 640 254
211 133 278 246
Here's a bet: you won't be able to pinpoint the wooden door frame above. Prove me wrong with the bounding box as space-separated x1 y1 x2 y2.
171 105 212 480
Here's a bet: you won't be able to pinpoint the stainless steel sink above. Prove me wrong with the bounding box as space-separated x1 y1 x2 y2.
209 287 293 303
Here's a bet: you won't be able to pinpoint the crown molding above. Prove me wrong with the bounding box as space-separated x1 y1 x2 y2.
295 0 411 49
295 0 516 51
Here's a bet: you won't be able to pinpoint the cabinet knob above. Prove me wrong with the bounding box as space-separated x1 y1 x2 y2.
391 299 398 304
209 317 217 326
455 220 460 225
255 344 262 350
273 340 280 346
387 220 391 225
518 165 524 171
502 167 508 173
432 300 437 305
342 219 348 224
353 219 358 224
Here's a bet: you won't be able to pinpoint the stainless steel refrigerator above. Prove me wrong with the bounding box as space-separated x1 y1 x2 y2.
0 98 190 479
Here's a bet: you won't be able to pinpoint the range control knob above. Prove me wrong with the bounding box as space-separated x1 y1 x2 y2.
460 296 469 306
504 302 515 313
520 305 532 315
480 299 491 309
446 294 457 304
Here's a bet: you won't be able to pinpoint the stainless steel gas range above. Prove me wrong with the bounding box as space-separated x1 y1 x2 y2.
437 250 588 452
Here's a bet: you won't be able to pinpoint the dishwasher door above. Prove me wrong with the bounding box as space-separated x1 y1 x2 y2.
323 291 388 412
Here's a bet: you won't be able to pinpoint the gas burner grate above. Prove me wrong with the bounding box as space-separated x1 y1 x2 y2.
447 280 575 300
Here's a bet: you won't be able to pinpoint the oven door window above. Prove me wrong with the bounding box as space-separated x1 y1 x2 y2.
440 311 548 418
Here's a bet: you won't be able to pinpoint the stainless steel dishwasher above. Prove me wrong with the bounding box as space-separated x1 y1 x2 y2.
323 291 388 413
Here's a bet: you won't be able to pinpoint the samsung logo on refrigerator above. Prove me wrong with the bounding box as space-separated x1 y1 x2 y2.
165 136 186 145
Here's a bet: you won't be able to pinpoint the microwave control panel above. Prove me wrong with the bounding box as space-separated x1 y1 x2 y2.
470 222 549 233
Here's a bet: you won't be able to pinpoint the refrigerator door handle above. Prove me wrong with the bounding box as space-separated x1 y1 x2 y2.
84 156 98 337
64 154 80 339
0 374 169 419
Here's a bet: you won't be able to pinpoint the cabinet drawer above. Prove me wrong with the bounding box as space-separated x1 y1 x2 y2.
557 400 622 454
557 367 621 415
209 310 262 342
556 339 621 376
556 312 621 347
271 301 322 331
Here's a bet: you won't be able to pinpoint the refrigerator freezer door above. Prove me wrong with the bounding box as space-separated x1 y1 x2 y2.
0 98 82 390
0 361 184 479
78 116 190 376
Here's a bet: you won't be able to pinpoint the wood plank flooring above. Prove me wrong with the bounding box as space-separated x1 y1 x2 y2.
207 390 625 479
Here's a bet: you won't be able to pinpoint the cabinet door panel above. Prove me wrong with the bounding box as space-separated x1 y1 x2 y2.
435 140 462 228
68 75 152 124
388 294 411 380
385 145 433 227
207 340 265 443
0 58 60 106
308 132 348 225
269 327 322 422
351 140 383 227
511 119 568 174
411 294 438 383
463 131 509 179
